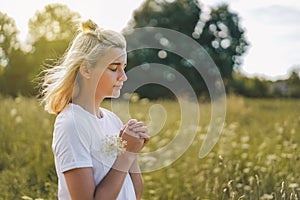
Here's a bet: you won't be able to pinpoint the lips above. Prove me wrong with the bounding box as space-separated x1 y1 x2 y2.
114 84 123 89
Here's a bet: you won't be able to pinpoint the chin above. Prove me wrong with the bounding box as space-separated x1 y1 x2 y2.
111 91 121 98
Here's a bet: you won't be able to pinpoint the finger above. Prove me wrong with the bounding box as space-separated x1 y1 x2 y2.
121 124 127 132
137 132 150 141
124 127 140 138
137 132 150 143
128 121 144 130
119 125 127 137
131 126 148 133
127 119 137 125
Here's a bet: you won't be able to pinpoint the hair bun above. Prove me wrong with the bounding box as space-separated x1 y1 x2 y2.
82 19 98 32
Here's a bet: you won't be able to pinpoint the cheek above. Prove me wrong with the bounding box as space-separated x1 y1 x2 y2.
97 72 114 89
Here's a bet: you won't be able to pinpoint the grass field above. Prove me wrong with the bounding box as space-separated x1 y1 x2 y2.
0 95 299 199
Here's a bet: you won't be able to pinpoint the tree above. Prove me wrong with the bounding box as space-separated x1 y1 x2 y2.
26 3 81 94
129 0 200 36
0 4 81 96
28 3 80 43
287 67 300 97
0 12 41 96
124 0 205 99
231 73 270 98
124 0 248 99
0 12 25 96
197 4 248 80
0 12 19 72
0 49 34 96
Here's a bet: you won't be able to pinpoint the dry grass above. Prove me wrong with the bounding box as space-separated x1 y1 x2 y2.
0 95 299 199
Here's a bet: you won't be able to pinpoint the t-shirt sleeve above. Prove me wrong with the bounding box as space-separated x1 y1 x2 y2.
52 113 93 173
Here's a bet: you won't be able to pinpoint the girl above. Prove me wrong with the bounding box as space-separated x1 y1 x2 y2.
40 19 149 200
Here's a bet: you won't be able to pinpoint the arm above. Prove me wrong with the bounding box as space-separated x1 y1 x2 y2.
64 131 144 200
129 158 144 200
64 151 136 200
126 120 150 200
95 151 137 199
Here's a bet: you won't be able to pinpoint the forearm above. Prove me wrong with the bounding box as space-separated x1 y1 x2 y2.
129 158 144 200
94 169 127 199
130 173 144 200
94 152 137 199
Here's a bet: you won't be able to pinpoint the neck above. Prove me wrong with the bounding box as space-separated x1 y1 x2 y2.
72 91 103 118
72 97 96 115
72 78 106 118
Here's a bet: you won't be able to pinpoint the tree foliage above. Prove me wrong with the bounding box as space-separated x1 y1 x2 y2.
130 0 200 35
0 2 299 98
26 4 81 95
124 0 248 98
197 4 248 79
231 73 270 98
231 68 300 98
28 3 80 43
0 12 27 96
286 67 300 97
0 12 19 70
124 0 204 99
0 4 81 96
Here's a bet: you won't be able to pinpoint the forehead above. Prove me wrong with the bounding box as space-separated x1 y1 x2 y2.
106 48 127 62
95 48 127 69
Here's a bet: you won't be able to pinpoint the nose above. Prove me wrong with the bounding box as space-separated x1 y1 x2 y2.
118 69 127 82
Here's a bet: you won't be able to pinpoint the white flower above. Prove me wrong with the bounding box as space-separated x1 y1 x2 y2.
101 135 127 157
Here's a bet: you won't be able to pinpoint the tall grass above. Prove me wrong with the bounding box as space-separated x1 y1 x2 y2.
0 96 57 199
0 95 299 199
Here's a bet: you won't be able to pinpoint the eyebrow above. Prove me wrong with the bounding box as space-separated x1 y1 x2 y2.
109 62 127 67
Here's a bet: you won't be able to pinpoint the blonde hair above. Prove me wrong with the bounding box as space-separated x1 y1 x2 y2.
40 19 126 114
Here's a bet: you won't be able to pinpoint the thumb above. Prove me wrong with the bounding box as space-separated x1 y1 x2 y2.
119 125 127 137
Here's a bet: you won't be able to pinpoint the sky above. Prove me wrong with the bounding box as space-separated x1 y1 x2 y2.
1 0 300 80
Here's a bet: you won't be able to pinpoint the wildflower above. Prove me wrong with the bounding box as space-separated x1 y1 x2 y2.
130 93 140 102
288 183 299 189
15 116 23 124
101 135 127 157
21 196 33 200
260 193 274 199
241 135 250 143
10 108 17 117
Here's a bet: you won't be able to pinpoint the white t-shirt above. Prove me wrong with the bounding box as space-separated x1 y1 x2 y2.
52 103 136 200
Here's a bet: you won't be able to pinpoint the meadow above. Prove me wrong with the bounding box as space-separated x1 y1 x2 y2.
0 95 299 199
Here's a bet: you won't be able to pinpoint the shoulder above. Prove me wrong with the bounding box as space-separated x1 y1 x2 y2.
53 104 93 151
55 104 82 129
55 104 91 125
54 104 92 139
55 105 75 129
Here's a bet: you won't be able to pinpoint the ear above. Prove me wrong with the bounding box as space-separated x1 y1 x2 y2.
79 63 92 79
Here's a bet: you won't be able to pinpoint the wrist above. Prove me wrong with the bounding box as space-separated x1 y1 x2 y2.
112 151 138 173
129 156 141 174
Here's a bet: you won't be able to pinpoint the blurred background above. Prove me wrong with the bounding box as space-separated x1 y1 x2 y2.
1 0 299 199
1 0 300 98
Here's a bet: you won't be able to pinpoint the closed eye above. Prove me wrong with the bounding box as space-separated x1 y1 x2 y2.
109 67 118 72
108 64 119 71
108 63 127 71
